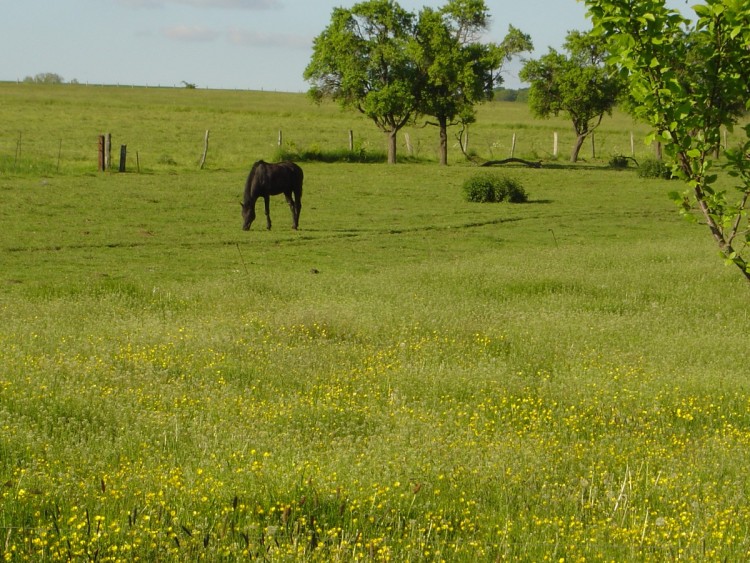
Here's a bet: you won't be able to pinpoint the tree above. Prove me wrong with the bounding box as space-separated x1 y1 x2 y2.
414 0 532 165
23 73 64 84
304 0 418 164
519 31 622 162
584 0 750 283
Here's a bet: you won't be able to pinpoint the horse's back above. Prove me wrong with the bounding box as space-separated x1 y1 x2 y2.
245 160 302 198
279 161 303 191
268 161 303 195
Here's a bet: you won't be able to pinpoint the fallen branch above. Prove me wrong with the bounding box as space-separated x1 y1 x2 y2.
481 158 542 168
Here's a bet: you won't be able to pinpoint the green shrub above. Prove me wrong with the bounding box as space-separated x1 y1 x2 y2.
462 173 528 203
609 154 630 169
638 158 674 179
275 143 386 164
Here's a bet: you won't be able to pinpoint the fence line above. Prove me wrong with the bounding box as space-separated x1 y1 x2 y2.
0 125 740 174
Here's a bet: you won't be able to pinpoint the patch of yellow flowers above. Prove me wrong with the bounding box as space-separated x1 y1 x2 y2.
2 322 750 561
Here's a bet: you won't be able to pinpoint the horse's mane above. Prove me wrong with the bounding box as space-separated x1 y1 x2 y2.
245 160 267 194
249 160 265 178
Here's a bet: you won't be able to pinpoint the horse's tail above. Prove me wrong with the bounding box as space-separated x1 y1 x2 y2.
290 162 303 197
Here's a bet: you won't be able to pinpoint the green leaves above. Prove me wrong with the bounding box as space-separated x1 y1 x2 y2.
585 0 750 283
413 1 531 165
520 30 622 162
305 0 420 163
305 0 527 165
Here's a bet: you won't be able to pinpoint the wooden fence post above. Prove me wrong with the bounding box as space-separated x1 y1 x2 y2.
119 145 127 172
553 132 558 157
104 133 111 170
98 135 105 171
591 132 596 159
349 130 354 152
199 129 209 169
15 132 22 168
511 133 517 158
278 130 282 147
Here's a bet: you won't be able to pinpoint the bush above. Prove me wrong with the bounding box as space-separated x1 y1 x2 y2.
609 154 630 169
638 158 674 179
462 173 528 203
275 143 385 164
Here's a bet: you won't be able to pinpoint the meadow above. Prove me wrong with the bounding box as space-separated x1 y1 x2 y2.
1 82 749 561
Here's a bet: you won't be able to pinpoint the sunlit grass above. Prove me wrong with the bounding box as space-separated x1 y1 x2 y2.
3 300 750 560
1 84 750 561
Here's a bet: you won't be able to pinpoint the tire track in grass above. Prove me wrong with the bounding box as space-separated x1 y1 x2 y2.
0 208 670 255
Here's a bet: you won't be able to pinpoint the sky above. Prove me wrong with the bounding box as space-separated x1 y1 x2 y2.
2 0 691 92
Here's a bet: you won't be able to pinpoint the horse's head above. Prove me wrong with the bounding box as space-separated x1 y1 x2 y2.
240 202 255 230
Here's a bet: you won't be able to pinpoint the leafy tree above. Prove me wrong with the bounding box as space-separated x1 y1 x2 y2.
23 73 64 84
304 0 418 164
414 0 532 165
520 31 622 162
584 0 750 283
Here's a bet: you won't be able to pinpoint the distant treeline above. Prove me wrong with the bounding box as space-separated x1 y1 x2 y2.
22 73 77 85
493 88 530 103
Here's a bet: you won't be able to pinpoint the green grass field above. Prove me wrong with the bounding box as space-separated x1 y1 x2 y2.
1 83 749 561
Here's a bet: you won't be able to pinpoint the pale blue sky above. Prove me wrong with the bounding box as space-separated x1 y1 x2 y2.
2 0 690 91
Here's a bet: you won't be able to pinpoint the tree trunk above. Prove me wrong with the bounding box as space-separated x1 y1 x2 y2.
571 133 586 163
438 116 448 166
677 150 750 284
694 185 750 284
387 130 398 164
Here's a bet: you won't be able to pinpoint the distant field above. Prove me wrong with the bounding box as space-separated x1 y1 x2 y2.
1 83 749 561
0 81 688 173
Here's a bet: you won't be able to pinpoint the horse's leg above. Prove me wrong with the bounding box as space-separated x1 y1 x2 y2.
264 195 272 230
295 190 302 229
285 193 298 229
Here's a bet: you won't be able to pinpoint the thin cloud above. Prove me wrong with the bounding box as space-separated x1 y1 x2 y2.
227 27 311 49
163 25 221 41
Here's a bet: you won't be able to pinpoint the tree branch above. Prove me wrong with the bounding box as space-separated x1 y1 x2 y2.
481 158 542 168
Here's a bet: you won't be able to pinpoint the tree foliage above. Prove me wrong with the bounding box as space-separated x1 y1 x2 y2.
304 0 529 165
584 0 750 283
414 0 532 165
23 73 65 85
520 31 622 162
304 0 418 164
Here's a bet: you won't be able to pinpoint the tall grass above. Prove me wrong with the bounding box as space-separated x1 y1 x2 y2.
1 84 749 561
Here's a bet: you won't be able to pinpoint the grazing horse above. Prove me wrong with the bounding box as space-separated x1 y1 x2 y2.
241 160 303 230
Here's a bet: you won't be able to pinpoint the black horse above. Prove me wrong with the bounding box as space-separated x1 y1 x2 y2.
241 160 303 230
